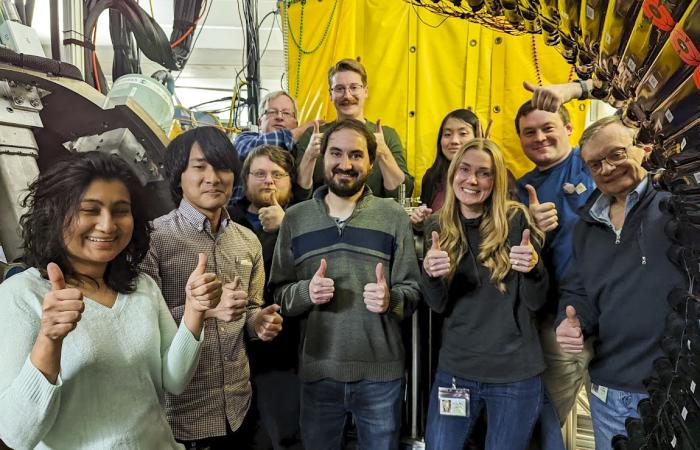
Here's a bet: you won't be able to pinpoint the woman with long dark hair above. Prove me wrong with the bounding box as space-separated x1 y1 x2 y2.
422 139 548 449
0 152 219 449
411 109 480 230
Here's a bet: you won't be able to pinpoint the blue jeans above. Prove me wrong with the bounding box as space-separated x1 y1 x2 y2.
588 386 647 450
300 378 403 450
425 370 543 450
531 390 566 450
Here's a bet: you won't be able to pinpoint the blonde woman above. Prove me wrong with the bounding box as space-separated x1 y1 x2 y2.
422 139 548 450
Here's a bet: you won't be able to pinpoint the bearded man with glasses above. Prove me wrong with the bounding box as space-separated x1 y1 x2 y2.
554 115 684 448
293 58 414 199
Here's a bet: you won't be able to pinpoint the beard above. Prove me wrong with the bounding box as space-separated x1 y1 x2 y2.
246 187 291 209
324 168 367 197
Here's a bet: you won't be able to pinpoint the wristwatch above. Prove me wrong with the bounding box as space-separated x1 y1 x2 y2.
577 79 590 100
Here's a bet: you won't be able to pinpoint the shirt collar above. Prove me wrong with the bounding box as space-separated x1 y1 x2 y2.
589 176 648 225
178 200 230 233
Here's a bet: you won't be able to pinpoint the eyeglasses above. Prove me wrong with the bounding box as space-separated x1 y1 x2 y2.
585 147 629 174
249 170 289 181
263 109 295 119
330 84 364 96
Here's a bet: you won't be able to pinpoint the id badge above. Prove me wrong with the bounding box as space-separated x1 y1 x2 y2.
438 381 470 417
591 383 608 403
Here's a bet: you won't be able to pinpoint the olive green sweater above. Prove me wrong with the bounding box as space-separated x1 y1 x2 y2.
269 186 421 382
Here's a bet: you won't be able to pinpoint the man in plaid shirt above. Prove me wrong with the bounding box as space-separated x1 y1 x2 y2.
234 91 313 159
142 126 283 449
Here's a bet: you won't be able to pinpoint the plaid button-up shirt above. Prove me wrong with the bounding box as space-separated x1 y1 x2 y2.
233 129 294 159
141 200 265 441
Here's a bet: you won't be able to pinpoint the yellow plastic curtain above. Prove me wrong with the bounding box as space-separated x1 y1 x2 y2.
283 0 590 193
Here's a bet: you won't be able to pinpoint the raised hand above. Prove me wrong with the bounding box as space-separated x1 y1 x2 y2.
258 191 285 232
186 253 222 312
211 276 247 322
40 263 84 340
423 231 450 278
509 229 539 273
525 184 559 232
409 205 433 231
364 263 390 313
309 258 334 305
254 304 283 341
556 306 584 353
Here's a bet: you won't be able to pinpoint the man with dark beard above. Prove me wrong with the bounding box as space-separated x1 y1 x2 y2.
269 119 421 450
228 144 306 449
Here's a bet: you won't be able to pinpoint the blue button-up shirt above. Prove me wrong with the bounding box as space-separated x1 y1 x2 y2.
589 176 649 232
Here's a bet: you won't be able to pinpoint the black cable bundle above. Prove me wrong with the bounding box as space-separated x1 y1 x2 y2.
12 0 34 25
109 9 141 80
170 0 205 70
242 0 261 124
82 0 206 92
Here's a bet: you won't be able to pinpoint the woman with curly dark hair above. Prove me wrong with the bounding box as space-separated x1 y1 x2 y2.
0 152 219 449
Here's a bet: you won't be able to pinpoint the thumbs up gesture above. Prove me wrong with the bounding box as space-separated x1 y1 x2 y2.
211 276 247 322
309 258 334 305
259 191 285 232
186 253 222 312
40 263 84 340
364 263 390 313
523 80 582 112
305 120 323 159
509 229 539 273
556 306 584 353
423 231 450 278
254 304 284 341
524 184 559 232
374 119 391 159
291 119 318 143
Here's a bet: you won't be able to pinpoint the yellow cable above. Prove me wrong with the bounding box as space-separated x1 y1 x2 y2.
227 80 247 131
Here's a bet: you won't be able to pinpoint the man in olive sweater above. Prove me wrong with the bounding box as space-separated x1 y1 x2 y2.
293 58 413 199
269 119 421 449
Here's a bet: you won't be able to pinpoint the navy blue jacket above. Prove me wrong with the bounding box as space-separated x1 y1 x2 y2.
556 176 685 392
517 148 595 317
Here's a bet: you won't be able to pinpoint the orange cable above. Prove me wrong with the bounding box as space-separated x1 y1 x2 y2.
92 26 101 93
171 0 207 48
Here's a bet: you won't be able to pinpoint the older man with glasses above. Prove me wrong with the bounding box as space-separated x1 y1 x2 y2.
231 91 316 206
554 115 684 448
293 58 414 199
234 91 315 159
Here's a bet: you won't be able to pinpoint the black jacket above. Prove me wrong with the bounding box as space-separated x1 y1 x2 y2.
421 208 548 383
229 201 299 374
556 176 686 392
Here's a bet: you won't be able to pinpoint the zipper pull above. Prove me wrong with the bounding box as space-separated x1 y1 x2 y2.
452 377 457 389
641 256 647 265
